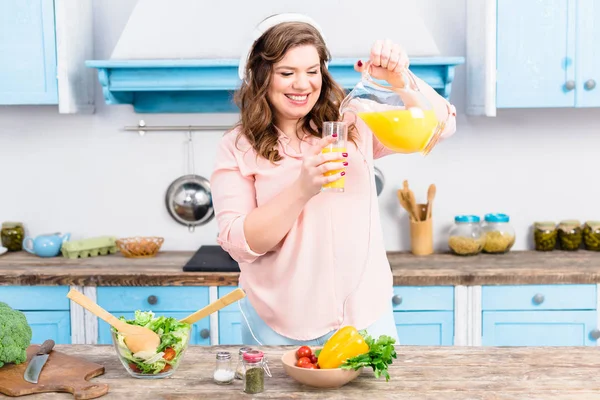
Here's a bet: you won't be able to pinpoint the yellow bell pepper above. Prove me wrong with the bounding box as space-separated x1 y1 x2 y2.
318 326 369 369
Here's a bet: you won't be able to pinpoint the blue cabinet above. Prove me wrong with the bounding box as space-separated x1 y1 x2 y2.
481 284 598 346
0 0 58 104
496 0 600 108
0 286 71 344
96 287 211 346
392 286 454 345
218 287 243 345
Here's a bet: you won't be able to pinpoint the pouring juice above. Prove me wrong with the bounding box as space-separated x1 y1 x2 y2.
358 108 438 154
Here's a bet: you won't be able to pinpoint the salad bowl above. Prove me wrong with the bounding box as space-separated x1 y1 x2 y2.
111 311 191 379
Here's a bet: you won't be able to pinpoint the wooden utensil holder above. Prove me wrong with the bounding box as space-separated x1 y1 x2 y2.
410 203 433 256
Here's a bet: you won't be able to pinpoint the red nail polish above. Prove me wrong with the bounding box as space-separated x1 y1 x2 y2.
342 152 348 157
343 162 348 166
341 171 346 176
357 60 363 67
332 133 338 137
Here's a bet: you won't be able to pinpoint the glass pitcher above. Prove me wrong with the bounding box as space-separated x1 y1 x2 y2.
339 63 445 155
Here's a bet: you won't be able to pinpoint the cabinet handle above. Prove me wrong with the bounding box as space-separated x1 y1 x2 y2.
532 293 545 305
584 79 596 91
392 295 403 305
200 329 210 339
147 295 158 305
565 80 575 91
590 329 600 340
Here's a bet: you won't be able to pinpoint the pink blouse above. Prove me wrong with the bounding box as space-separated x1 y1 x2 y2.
210 105 456 340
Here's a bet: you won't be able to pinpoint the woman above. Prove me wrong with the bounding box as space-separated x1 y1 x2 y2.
211 14 456 346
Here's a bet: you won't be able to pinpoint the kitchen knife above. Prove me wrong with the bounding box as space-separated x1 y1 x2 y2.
24 339 55 384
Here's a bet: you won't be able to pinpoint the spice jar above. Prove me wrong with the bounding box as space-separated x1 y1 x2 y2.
583 221 600 251
533 221 557 251
481 213 515 254
243 350 265 394
235 347 252 379
558 220 582 251
1 222 25 252
448 215 485 256
213 351 234 385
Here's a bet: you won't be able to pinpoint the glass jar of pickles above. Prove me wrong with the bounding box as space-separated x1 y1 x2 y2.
1 222 25 252
448 215 485 256
533 222 557 251
557 220 582 251
582 221 600 251
481 213 515 254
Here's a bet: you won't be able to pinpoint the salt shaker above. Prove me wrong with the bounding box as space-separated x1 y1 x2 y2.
213 351 234 385
235 347 252 379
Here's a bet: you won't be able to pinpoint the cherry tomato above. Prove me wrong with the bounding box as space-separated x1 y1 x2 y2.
296 356 312 367
160 364 172 373
301 363 317 369
310 355 318 364
296 346 312 359
128 363 141 373
163 347 176 361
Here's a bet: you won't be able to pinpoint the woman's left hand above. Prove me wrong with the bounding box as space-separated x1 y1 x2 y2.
354 39 410 88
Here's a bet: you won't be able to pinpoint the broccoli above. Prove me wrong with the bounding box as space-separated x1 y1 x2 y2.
0 301 32 368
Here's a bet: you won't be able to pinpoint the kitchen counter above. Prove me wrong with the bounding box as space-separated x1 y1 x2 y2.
1 250 600 286
9 344 600 399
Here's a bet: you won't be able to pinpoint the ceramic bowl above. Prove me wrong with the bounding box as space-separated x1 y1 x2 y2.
281 349 362 388
0 246 7 256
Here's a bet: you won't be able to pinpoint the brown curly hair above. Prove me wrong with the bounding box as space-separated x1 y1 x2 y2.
234 21 354 163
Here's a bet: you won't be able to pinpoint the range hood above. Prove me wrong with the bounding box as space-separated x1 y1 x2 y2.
85 57 463 113
86 0 464 113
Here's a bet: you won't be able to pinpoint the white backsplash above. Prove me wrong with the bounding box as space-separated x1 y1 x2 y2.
1 0 599 251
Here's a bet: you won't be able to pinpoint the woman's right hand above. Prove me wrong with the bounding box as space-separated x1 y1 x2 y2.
296 136 348 199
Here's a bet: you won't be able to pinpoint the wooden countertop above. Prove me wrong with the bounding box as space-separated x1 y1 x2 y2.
10 344 600 399
1 250 600 287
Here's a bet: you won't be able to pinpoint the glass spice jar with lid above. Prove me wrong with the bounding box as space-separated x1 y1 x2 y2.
582 221 600 251
243 350 267 394
533 221 557 251
213 351 235 385
481 213 516 254
235 347 252 379
1 222 25 252
558 220 582 251
448 215 485 256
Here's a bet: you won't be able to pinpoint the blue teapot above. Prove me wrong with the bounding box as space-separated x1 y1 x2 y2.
23 232 71 257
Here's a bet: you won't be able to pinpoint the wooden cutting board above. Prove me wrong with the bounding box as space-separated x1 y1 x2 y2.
0 345 108 399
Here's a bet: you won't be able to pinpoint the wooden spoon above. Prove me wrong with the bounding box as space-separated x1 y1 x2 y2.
67 289 160 354
426 184 436 220
179 288 246 324
397 190 417 222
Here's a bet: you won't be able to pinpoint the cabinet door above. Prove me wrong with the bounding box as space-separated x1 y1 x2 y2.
23 311 71 345
394 311 454 346
97 311 211 346
576 0 600 107
496 0 576 107
218 287 243 345
482 310 598 346
0 0 58 104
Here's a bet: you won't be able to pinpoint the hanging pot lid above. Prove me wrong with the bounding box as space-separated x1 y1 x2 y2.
165 174 214 232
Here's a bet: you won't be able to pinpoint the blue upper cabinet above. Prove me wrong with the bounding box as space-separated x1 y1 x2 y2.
466 0 600 115
576 0 600 107
0 0 94 112
0 0 58 104
496 0 575 108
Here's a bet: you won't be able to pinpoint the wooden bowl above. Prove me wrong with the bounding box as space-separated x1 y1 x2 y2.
116 237 164 258
281 349 362 389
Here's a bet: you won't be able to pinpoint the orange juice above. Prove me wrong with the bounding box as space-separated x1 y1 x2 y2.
321 147 347 191
358 109 439 154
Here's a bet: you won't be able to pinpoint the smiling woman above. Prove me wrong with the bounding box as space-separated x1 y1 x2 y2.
210 13 457 346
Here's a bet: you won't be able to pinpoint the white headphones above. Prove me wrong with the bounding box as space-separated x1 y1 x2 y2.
238 13 329 82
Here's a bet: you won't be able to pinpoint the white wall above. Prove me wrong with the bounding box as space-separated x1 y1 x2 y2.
1 0 599 252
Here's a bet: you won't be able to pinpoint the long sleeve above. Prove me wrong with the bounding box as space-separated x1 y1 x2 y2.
210 133 265 264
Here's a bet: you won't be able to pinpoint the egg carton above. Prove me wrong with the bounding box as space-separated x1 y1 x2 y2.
61 236 118 259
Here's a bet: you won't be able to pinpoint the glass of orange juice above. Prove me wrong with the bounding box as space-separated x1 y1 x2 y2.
321 121 348 193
